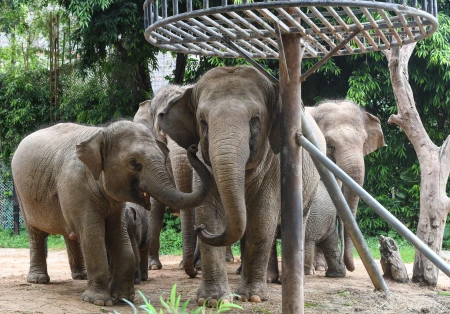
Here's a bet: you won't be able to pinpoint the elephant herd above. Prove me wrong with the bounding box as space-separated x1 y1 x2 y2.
11 66 385 307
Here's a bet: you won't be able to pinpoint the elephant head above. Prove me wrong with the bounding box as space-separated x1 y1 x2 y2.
306 100 385 271
157 66 280 247
76 120 211 210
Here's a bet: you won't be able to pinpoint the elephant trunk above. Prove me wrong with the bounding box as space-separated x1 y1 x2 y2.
167 139 198 278
196 117 249 247
338 152 365 272
142 145 211 210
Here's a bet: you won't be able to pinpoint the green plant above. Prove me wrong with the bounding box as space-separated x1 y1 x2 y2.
119 284 243 314
0 227 65 249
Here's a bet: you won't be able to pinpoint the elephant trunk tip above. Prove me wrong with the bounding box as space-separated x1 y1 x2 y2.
195 224 240 247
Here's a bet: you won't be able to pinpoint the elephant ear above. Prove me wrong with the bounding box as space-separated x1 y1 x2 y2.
134 100 153 132
268 83 281 154
156 139 170 162
76 130 104 180
363 112 386 155
157 87 199 149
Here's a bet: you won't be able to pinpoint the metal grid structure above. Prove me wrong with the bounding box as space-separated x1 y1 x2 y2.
143 0 438 59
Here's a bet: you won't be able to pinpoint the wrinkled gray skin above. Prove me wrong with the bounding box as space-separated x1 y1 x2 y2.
157 66 325 305
124 202 150 284
134 88 233 278
306 100 385 272
304 181 346 277
11 121 212 306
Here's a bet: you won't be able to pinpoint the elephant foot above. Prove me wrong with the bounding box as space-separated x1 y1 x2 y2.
134 277 142 285
71 269 87 280
304 265 315 276
109 279 135 302
197 282 231 307
148 257 162 270
179 259 184 270
27 272 50 284
225 250 234 263
267 269 279 284
195 259 202 271
236 264 242 275
325 267 346 278
140 269 149 281
82 289 114 306
235 282 269 303
315 266 326 271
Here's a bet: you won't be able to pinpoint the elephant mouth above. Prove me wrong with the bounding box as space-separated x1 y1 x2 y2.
131 181 151 210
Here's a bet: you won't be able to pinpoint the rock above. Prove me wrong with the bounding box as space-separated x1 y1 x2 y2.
379 235 409 283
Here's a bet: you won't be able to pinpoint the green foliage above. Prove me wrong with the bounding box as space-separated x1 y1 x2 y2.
353 236 416 263
119 285 243 313
159 223 183 255
0 227 65 249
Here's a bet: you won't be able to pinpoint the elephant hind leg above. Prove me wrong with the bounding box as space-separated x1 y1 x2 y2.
318 232 346 278
148 198 164 270
64 237 87 280
304 240 316 276
26 225 50 284
266 238 279 283
139 246 149 282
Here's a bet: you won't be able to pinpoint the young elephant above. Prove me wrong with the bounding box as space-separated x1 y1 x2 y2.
306 100 385 271
304 181 346 277
11 120 211 306
124 202 150 284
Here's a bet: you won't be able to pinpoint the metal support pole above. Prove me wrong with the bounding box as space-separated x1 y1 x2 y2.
300 113 390 294
297 134 450 279
279 18 304 313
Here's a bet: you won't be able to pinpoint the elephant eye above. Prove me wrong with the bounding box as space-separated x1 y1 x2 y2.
129 159 142 171
200 117 208 134
326 144 335 154
250 115 260 129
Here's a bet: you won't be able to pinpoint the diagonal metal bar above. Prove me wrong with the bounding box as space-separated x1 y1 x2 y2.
300 29 361 83
299 113 390 294
297 134 450 280
223 38 278 84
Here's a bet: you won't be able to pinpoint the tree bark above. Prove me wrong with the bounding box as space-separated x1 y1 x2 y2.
383 45 450 286
173 53 187 85
379 235 409 283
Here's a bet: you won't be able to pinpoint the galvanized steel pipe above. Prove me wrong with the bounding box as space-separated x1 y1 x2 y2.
297 134 450 279
300 112 390 294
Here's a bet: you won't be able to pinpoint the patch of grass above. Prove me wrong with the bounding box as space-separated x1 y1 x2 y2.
353 236 415 263
0 227 65 250
437 291 450 297
159 226 183 255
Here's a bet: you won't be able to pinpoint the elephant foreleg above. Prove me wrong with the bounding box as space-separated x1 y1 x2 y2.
225 245 234 262
64 237 87 280
304 240 316 275
266 237 279 283
26 224 50 284
105 211 135 302
148 198 165 270
313 247 328 272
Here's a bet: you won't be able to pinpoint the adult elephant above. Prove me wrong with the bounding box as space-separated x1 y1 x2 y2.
11 120 211 306
134 88 233 278
157 66 326 305
306 100 385 271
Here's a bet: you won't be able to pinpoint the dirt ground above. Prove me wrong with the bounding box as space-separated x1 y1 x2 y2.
1 249 450 313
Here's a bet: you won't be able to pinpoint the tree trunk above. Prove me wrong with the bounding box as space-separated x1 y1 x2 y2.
383 45 450 286
174 53 187 85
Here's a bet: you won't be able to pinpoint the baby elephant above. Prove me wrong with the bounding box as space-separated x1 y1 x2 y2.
124 202 150 284
304 180 346 278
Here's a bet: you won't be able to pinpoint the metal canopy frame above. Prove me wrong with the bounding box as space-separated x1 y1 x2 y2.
142 1 439 313
144 0 438 59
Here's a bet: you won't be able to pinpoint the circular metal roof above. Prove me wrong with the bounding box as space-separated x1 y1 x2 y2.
143 0 439 59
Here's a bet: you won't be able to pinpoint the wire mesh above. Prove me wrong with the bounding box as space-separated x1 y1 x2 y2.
0 162 23 229
143 0 439 58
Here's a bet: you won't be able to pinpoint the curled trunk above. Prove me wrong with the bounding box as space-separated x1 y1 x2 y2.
142 145 211 210
196 119 249 247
